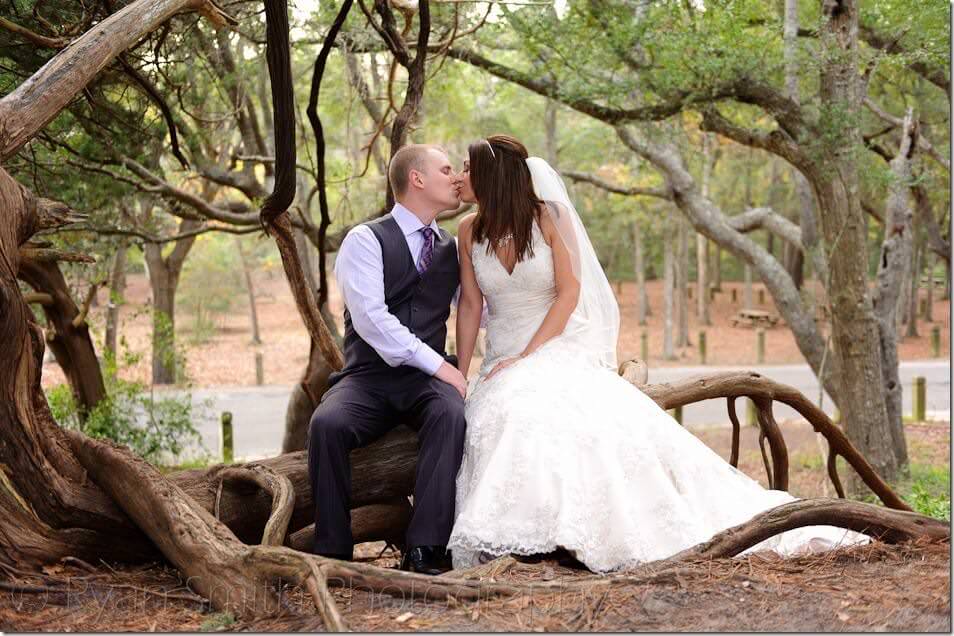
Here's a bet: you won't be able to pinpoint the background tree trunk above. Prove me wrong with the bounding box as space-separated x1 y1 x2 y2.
676 216 690 347
663 210 676 360
105 239 129 359
633 220 649 325
235 237 262 345
814 0 899 484
143 220 200 385
18 258 106 416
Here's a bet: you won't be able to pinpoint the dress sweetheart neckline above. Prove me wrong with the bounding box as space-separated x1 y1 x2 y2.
471 221 550 278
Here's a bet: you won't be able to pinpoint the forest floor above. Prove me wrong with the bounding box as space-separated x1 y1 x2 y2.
40 271 950 390
1 419 948 632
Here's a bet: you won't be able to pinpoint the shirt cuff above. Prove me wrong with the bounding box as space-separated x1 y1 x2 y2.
409 344 446 376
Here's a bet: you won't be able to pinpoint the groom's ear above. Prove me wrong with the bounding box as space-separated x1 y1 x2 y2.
408 168 425 190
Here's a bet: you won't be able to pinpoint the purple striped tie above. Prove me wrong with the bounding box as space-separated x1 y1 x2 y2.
418 227 435 274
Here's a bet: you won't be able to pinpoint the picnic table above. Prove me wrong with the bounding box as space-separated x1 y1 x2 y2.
730 309 780 329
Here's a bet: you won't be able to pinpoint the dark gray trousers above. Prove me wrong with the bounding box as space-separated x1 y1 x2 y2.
307 368 466 556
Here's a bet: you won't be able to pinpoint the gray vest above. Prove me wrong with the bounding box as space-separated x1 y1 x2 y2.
330 214 459 385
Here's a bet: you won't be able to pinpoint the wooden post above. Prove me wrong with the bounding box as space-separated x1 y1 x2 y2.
746 398 757 427
255 352 264 385
919 297 928 318
757 289 765 305
931 326 941 357
220 411 234 464
699 331 707 365
756 328 766 364
640 331 649 361
671 405 684 425
731 288 737 303
913 376 926 422
688 286 693 300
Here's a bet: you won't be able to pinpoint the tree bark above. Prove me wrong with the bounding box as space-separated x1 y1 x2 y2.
105 239 128 358
633 220 649 325
676 216 690 346
903 232 921 337
18 258 106 416
663 211 676 359
235 237 262 345
696 134 714 325
142 219 201 385
813 0 898 483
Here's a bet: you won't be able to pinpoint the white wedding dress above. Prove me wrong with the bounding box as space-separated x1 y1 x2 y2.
447 218 869 574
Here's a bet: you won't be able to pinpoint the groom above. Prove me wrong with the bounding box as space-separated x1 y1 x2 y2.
307 144 468 575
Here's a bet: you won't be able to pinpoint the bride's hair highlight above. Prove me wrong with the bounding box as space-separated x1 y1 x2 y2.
468 134 543 265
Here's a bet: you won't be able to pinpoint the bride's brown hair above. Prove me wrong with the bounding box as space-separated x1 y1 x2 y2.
468 134 543 265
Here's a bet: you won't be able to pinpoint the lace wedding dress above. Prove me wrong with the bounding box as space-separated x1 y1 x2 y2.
446 218 869 574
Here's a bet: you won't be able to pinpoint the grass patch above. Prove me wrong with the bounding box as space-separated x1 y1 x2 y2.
200 612 236 632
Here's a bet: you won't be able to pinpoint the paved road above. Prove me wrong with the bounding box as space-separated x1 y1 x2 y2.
174 360 950 462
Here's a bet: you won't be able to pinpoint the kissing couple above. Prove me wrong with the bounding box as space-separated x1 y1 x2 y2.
306 134 867 575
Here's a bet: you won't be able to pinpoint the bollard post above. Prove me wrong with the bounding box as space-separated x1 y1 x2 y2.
220 411 234 464
640 331 649 361
746 398 757 427
913 376 926 422
671 405 684 425
756 328 765 364
931 326 941 357
699 331 707 365
255 352 264 385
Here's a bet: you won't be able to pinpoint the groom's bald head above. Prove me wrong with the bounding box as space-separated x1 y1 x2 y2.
388 144 447 197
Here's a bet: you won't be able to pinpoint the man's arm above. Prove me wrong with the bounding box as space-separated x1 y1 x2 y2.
335 226 444 375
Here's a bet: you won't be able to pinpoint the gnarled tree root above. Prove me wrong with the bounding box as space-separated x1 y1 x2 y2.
60 422 954 630
655 498 950 566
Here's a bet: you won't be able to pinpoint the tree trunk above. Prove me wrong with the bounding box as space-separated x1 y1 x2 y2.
713 245 722 289
697 134 713 325
282 340 334 453
142 219 201 385
663 211 676 359
904 234 921 337
814 0 899 484
633 220 649 325
676 216 690 347
872 108 918 474
544 99 558 165
235 237 262 345
18 258 106 416
743 264 754 310
105 239 128 358
925 251 934 322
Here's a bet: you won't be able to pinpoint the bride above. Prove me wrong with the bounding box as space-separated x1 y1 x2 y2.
446 134 868 573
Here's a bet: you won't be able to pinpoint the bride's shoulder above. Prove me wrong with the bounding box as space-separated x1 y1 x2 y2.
535 202 559 244
458 212 478 237
457 212 479 247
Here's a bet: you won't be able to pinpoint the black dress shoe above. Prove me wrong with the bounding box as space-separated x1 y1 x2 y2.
399 546 449 575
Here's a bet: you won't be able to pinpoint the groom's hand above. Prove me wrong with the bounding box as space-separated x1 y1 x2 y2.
435 361 467 399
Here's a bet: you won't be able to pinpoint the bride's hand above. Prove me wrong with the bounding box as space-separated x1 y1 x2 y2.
486 355 523 380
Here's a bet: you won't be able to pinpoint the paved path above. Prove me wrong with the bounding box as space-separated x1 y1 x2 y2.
173 360 950 462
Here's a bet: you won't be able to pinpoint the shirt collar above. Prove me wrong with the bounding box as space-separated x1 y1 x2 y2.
391 202 439 237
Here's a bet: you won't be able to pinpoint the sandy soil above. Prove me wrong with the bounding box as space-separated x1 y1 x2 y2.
40 271 950 389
